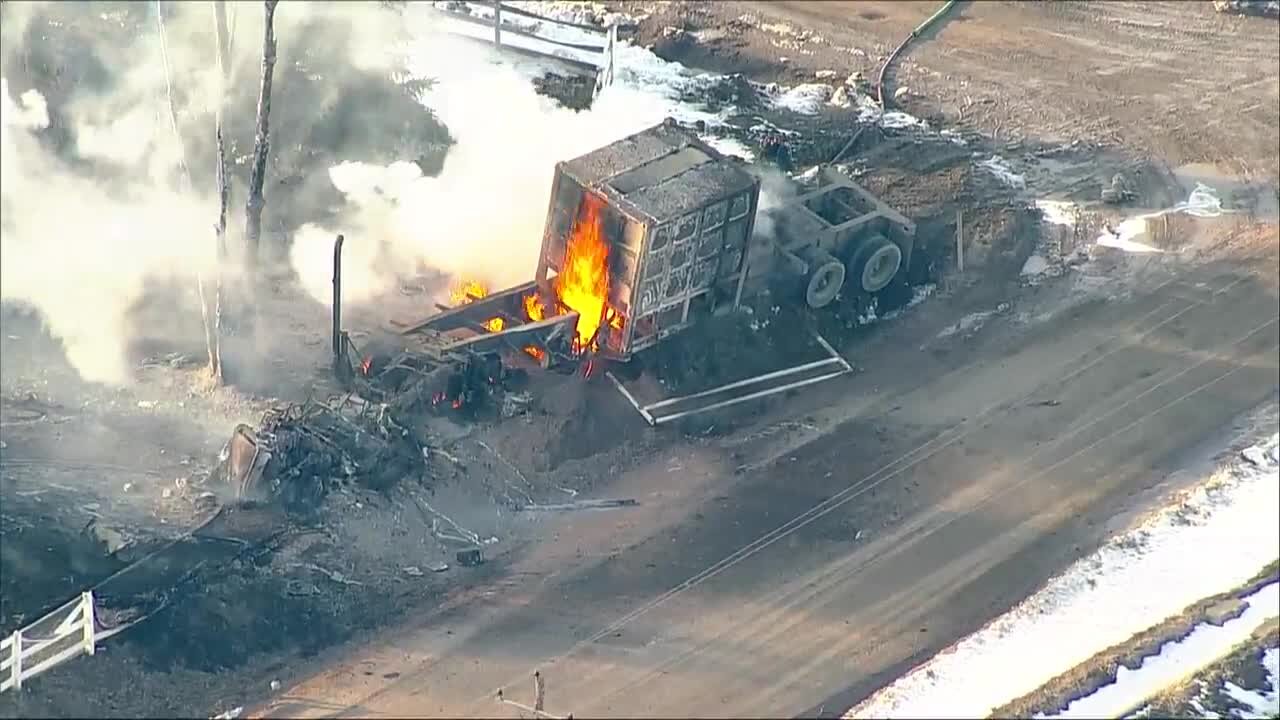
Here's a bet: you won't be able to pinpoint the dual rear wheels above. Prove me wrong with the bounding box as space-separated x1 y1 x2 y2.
803 234 903 309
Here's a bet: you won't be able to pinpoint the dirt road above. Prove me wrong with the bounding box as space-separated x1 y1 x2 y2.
257 254 1278 718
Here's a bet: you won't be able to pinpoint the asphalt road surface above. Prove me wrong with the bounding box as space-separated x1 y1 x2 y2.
257 258 1278 719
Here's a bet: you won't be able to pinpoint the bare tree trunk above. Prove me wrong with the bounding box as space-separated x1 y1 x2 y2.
156 0 222 384
244 0 280 293
209 0 233 383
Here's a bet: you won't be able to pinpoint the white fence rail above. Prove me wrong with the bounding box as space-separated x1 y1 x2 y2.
429 1 617 94
0 591 97 693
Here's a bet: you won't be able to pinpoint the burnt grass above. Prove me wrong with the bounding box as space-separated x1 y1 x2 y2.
0 0 458 701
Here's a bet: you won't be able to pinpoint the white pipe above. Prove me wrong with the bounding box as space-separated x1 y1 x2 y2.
645 357 842 412
812 331 853 373
605 371 656 425
653 369 849 425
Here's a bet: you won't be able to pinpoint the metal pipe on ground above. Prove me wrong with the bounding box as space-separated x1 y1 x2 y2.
831 0 959 166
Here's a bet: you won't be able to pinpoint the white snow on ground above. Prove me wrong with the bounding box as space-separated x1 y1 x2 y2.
1095 183 1225 255
1021 254 1050 278
769 83 834 115
1035 200 1079 227
847 430 1280 719
979 155 1027 189
421 2 737 128
1048 583 1279 718
1126 646 1280 719
1096 221 1166 254
1222 647 1280 718
700 135 755 161
935 306 1005 339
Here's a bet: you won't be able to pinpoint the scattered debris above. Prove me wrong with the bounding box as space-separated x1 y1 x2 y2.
214 394 428 510
1212 0 1280 17
456 548 485 567
1101 173 1135 205
291 562 364 587
514 498 639 512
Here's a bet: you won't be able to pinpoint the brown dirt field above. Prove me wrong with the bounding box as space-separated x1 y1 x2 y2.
627 0 1280 183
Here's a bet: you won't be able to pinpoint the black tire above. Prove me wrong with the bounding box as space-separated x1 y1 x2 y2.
805 259 845 309
848 234 902 294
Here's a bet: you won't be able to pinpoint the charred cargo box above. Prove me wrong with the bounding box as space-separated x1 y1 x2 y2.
536 121 761 361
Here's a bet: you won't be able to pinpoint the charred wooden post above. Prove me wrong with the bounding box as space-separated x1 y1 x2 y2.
332 234 352 383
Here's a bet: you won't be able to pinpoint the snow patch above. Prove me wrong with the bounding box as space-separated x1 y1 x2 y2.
1221 645 1280 719
881 284 937 321
1021 254 1050 278
853 96 927 129
1047 583 1279 718
1097 220 1166 254
847 430 1280 719
1036 200 1079 227
1093 183 1225 255
935 308 999 339
979 155 1027 189
768 83 834 115
701 134 754 161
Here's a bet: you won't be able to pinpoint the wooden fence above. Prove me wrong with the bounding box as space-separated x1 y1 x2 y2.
0 591 97 693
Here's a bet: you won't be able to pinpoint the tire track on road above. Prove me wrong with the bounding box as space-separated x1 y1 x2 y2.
455 288 1226 713
579 312 1279 714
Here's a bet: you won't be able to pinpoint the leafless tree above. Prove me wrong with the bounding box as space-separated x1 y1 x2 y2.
207 0 234 384
156 0 222 383
243 0 280 292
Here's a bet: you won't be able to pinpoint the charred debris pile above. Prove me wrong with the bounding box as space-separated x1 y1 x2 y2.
215 346 530 513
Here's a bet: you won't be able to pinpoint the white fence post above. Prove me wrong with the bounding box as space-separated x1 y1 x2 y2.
607 24 617 85
492 0 501 46
81 591 96 656
10 630 21 691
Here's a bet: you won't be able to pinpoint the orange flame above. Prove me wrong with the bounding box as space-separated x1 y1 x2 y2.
555 193 612 351
523 292 546 322
450 279 504 332
455 193 627 364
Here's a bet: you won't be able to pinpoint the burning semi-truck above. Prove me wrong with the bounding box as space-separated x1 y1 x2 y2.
328 120 917 424
373 120 916 363
227 121 918 507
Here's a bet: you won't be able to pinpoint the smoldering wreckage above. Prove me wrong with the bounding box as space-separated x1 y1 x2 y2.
68 120 922 668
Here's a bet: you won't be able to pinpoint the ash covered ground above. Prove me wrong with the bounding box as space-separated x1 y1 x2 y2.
2 1 1278 718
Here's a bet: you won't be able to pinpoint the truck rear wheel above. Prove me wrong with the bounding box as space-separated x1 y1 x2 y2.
800 247 846 309
848 234 902 294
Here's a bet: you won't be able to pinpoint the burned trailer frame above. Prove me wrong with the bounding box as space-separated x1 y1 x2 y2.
536 121 762 361
761 167 918 309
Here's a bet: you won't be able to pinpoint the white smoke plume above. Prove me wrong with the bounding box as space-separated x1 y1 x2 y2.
2 1 734 384
1 74 216 384
752 166 799 241
289 28 683 307
0 2 408 385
